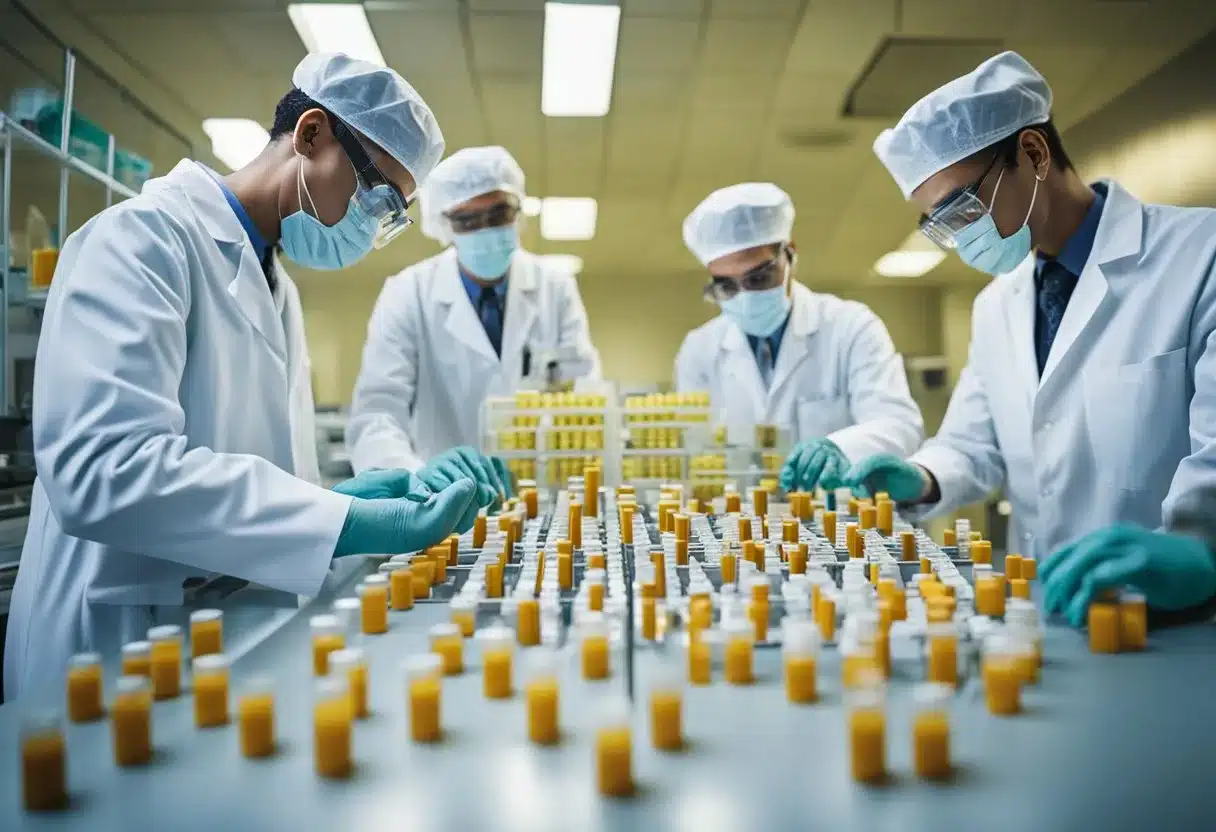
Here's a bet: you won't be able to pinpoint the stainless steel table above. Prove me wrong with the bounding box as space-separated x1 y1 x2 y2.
4 560 1216 831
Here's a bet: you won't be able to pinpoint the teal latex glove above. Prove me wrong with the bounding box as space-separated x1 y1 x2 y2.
1041 525 1216 627
332 468 431 502
334 479 478 557
779 438 850 492
415 447 505 510
840 453 927 502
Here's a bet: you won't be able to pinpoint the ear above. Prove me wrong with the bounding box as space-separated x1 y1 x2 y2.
1021 129 1050 179
292 108 329 158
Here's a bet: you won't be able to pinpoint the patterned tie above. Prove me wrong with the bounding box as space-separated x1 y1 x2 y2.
1035 260 1074 376
478 286 503 357
756 338 774 389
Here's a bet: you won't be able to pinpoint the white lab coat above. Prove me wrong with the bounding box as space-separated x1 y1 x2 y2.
346 247 602 473
909 180 1216 559
3 160 352 700
674 282 924 462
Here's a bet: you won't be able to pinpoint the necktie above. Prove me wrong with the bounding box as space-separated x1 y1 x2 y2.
1035 260 1075 375
756 338 774 389
478 286 503 357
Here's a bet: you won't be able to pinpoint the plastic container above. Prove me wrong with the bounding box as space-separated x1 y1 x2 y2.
189 609 223 658
358 575 389 635
66 652 103 722
147 625 183 700
1119 591 1147 651
517 598 540 645
580 613 610 680
22 711 67 811
390 568 415 611
982 634 1022 715
406 654 443 743
525 651 560 745
782 618 819 703
927 623 959 687
310 615 345 676
649 666 683 751
121 640 151 677
723 617 754 685
314 676 352 778
430 623 464 675
112 675 153 766
848 681 886 782
912 683 952 779
596 698 634 797
330 648 369 719
238 678 275 758
192 654 230 728
480 625 514 699
451 596 478 638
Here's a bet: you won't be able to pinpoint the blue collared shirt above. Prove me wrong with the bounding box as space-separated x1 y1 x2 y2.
459 268 508 310
746 310 791 367
460 267 508 354
206 166 275 288
1034 184 1106 293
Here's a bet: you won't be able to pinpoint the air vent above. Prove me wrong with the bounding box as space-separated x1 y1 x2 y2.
843 36 1004 119
779 128 854 150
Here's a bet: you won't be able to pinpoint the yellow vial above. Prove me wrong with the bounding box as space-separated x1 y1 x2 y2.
517 598 541 646
585 467 600 517
848 686 886 783
390 568 415 611
782 618 819 704
725 493 741 513
919 555 932 575
21 713 67 812
1088 602 1121 653
751 487 768 517
66 653 104 723
406 654 443 743
817 594 837 643
876 499 894 536
649 672 683 751
581 615 611 680
190 609 223 659
430 623 464 675
748 599 769 643
238 681 275 759
972 540 992 565
147 625 183 700
859 506 876 530
192 654 230 728
474 514 487 548
720 551 738 585
927 624 959 687
525 651 561 744
1021 558 1038 580
620 506 635 544
1119 592 1147 651
737 515 752 542
724 618 754 685
587 552 607 570
451 596 477 638
943 528 956 547
314 677 352 778
1011 578 1031 600
687 636 712 685
481 626 514 699
112 675 153 767
485 563 503 599
121 640 151 678
822 511 837 548
975 576 1006 618
1004 554 1023 580
847 523 861 558
359 575 389 635
330 648 369 719
596 701 634 797
912 683 952 780
675 536 689 566
641 597 658 641
651 550 668 597
310 615 345 676
790 543 808 575
983 636 1022 715
569 501 583 548
901 530 918 561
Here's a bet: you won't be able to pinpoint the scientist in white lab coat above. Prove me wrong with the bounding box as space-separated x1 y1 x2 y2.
346 146 602 475
849 51 1216 626
674 183 923 491
3 54 494 701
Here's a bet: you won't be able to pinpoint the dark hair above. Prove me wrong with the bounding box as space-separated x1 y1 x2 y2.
269 87 338 140
988 118 1073 171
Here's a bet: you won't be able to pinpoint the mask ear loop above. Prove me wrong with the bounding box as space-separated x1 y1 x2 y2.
297 155 321 220
1022 165 1047 226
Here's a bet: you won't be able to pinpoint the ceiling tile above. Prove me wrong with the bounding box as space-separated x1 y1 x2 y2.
703 19 793 76
616 16 702 77
544 120 606 195
709 0 802 21
370 10 467 81
784 1 895 75
468 0 545 11
624 0 705 19
898 0 1015 38
689 70 781 110
469 12 543 76
613 74 689 114
211 12 305 79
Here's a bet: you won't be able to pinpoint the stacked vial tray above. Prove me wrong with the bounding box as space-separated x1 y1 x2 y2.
480 391 611 489
6 486 1216 831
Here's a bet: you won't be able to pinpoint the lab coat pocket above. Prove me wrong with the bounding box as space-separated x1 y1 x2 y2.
1083 348 1187 490
796 395 850 442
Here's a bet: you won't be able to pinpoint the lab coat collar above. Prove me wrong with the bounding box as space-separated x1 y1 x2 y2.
500 251 540 370
435 248 502 363
159 160 287 360
1091 180 1144 266
768 283 821 400
999 257 1040 408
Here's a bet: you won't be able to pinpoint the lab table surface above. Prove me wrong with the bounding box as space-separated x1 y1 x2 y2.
3 561 1216 832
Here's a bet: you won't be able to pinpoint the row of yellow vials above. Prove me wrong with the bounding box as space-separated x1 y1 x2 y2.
499 429 606 451
623 392 711 424
503 456 604 489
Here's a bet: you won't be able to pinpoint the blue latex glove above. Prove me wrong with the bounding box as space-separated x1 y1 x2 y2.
779 438 850 492
840 453 927 502
334 479 478 557
415 447 504 510
332 468 431 502
1041 525 1216 627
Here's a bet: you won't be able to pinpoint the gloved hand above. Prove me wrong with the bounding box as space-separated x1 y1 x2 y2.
334 479 478 557
332 468 431 502
1041 525 1216 627
779 438 851 492
415 447 507 511
840 453 928 502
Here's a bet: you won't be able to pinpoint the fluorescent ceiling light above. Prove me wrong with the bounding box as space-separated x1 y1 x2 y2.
522 196 543 217
288 3 385 66
539 253 584 275
542 2 621 117
202 118 270 171
873 249 946 278
540 197 597 241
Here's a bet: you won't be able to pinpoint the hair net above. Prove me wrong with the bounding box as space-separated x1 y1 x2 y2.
293 52 445 192
683 183 795 266
420 146 527 244
873 51 1052 200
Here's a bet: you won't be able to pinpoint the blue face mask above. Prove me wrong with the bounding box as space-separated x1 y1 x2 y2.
719 284 791 338
453 225 518 280
280 157 377 271
954 167 1040 276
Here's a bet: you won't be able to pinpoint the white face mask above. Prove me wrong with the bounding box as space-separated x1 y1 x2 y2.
718 256 792 337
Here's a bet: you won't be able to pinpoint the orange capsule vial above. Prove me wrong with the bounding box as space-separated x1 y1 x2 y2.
822 511 837 548
238 682 276 758
848 686 886 783
782 619 819 704
112 675 153 767
330 648 369 719
121 640 152 678
900 530 917 560
1088 602 1121 653
192 654 230 728
526 653 560 744
912 683 952 780
406 654 443 743
314 677 352 778
22 713 67 812
649 672 683 751
1119 592 1147 651
581 615 611 680
357 577 389 636
311 615 345 676
189 609 223 659
481 626 514 699
147 625 183 700
725 493 741 513
927 624 959 688
687 637 712 685
596 701 634 797
720 551 738 585
724 618 754 685
518 599 541 646
430 623 464 675
982 637 1022 715
390 568 415 611
66 652 104 723
451 596 477 638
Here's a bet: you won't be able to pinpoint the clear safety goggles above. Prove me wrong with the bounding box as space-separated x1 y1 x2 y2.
334 120 414 248
445 195 522 234
702 246 792 303
917 152 1003 250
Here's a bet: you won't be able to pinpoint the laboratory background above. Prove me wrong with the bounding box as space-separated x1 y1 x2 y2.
2 0 1216 827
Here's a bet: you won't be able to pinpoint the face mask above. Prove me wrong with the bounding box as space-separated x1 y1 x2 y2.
954 167 1041 276
280 157 377 271
719 262 791 338
454 225 519 280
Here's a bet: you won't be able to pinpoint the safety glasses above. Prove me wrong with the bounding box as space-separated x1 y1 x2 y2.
702 247 789 303
917 152 1002 250
445 196 522 234
333 120 414 248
